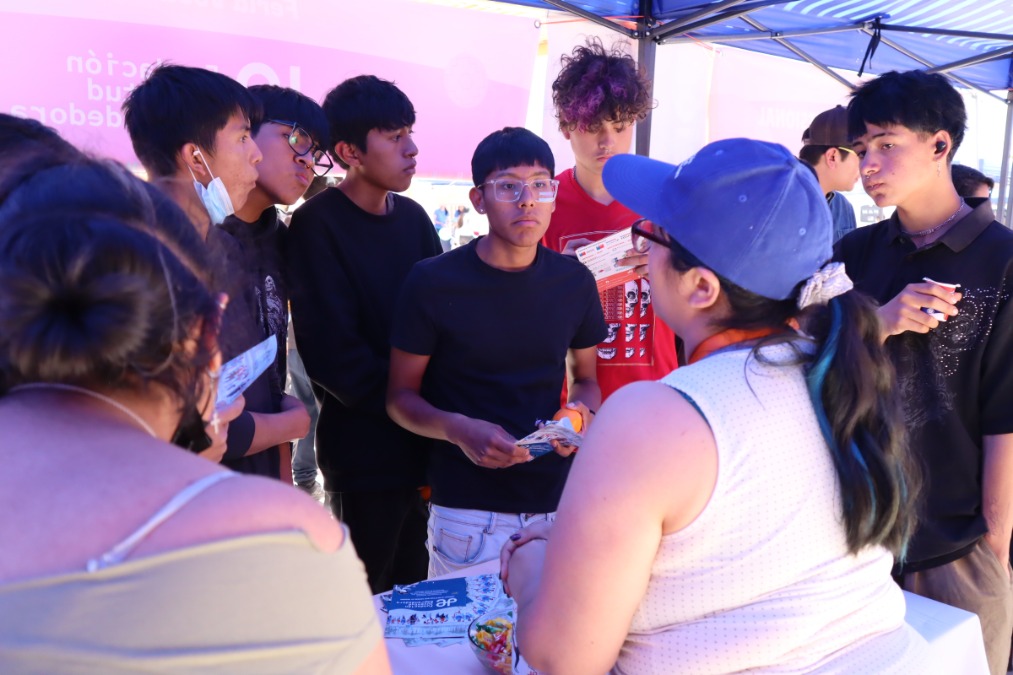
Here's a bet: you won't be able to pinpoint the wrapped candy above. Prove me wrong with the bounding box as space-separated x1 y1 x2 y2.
468 612 514 674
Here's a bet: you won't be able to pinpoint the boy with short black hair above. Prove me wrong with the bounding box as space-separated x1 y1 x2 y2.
218 84 334 483
387 127 606 577
542 39 679 402
836 69 1013 675
799 105 860 242
122 64 262 240
124 65 292 473
286 75 441 592
951 164 994 199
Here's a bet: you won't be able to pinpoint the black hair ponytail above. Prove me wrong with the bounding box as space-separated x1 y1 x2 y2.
802 291 920 558
665 238 920 557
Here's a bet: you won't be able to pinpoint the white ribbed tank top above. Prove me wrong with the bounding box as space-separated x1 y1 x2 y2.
612 343 926 674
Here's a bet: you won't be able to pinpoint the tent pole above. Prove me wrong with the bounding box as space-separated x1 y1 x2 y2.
867 30 1007 103
637 25 657 157
651 0 748 41
538 0 635 37
662 21 869 44
925 45 1013 76
741 16 853 89
1001 91 1013 227
652 0 794 42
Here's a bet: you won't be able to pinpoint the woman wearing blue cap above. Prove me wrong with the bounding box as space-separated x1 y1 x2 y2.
500 138 926 673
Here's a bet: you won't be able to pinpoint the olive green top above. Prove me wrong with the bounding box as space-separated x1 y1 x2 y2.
0 474 379 674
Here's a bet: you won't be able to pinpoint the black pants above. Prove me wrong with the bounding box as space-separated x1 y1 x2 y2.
329 488 429 594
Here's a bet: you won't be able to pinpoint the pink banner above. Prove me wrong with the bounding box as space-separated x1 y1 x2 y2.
1 8 538 179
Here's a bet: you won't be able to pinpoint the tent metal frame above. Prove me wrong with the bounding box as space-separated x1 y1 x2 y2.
513 2 1013 224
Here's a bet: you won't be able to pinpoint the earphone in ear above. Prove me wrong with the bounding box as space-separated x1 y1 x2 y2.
935 141 947 154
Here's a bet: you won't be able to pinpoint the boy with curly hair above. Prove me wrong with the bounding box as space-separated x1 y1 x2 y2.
542 39 679 402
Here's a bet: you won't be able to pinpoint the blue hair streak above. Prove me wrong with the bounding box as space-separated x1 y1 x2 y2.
805 298 878 531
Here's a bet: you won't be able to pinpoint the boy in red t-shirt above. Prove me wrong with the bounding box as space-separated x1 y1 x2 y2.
542 39 679 401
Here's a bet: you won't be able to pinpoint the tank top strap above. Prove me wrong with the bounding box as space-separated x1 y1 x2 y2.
87 471 238 572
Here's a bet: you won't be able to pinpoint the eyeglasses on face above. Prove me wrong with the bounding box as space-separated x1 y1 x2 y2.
265 119 333 177
630 218 675 254
478 178 560 203
836 146 856 157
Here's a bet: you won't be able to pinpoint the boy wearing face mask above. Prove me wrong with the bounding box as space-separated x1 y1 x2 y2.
124 65 300 479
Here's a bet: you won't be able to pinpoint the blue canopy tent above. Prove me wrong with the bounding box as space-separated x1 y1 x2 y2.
494 0 1013 223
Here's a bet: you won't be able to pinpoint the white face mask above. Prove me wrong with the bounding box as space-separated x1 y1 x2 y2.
187 149 235 225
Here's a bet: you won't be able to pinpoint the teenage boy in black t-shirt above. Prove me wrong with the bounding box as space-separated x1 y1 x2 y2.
387 127 606 577
835 70 1013 675
220 85 331 483
286 75 441 593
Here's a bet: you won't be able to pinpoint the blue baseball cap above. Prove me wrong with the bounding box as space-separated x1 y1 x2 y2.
603 138 833 300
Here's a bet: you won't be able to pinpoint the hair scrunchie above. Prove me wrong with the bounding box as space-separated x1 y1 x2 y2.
798 262 854 309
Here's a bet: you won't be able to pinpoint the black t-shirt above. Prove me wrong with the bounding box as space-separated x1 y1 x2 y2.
391 239 607 513
217 208 289 477
286 188 442 492
220 208 289 394
206 224 280 478
834 198 1013 571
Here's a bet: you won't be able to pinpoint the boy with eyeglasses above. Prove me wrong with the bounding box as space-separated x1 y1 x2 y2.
218 84 332 484
542 39 679 401
799 105 860 243
286 75 441 592
387 127 605 577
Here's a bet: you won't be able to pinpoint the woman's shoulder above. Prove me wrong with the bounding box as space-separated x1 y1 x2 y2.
131 467 343 560
570 380 719 535
596 380 712 450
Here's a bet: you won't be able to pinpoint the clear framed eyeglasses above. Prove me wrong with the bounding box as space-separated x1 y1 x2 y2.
478 178 560 203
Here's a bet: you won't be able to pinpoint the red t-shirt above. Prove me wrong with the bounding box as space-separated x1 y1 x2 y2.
543 168 679 402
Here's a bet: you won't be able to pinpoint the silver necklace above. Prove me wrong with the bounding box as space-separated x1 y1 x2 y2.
9 383 158 438
901 203 965 239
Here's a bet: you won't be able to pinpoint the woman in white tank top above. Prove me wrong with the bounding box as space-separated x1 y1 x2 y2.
501 139 925 674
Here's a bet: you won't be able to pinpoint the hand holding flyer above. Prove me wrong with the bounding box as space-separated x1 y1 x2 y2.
215 335 277 411
516 416 583 458
575 227 638 294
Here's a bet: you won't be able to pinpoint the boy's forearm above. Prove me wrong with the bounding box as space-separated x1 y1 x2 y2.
387 390 464 444
982 434 1013 564
246 407 311 455
567 378 601 413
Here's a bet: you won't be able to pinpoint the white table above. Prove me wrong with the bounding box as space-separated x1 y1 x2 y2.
373 561 504 674
375 564 989 675
902 590 989 674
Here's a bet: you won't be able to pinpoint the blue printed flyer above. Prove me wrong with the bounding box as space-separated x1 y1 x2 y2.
382 573 505 641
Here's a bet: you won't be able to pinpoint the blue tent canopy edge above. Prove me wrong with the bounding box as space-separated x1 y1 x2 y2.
492 0 1013 222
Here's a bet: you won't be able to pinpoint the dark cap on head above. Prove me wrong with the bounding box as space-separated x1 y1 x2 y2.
802 106 849 147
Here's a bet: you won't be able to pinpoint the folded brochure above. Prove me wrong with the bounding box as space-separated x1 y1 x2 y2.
215 334 277 410
575 227 638 294
516 417 583 457
382 573 506 641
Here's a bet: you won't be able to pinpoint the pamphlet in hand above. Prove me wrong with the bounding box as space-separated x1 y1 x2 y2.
575 227 638 294
215 335 277 410
516 417 583 458
381 573 506 642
